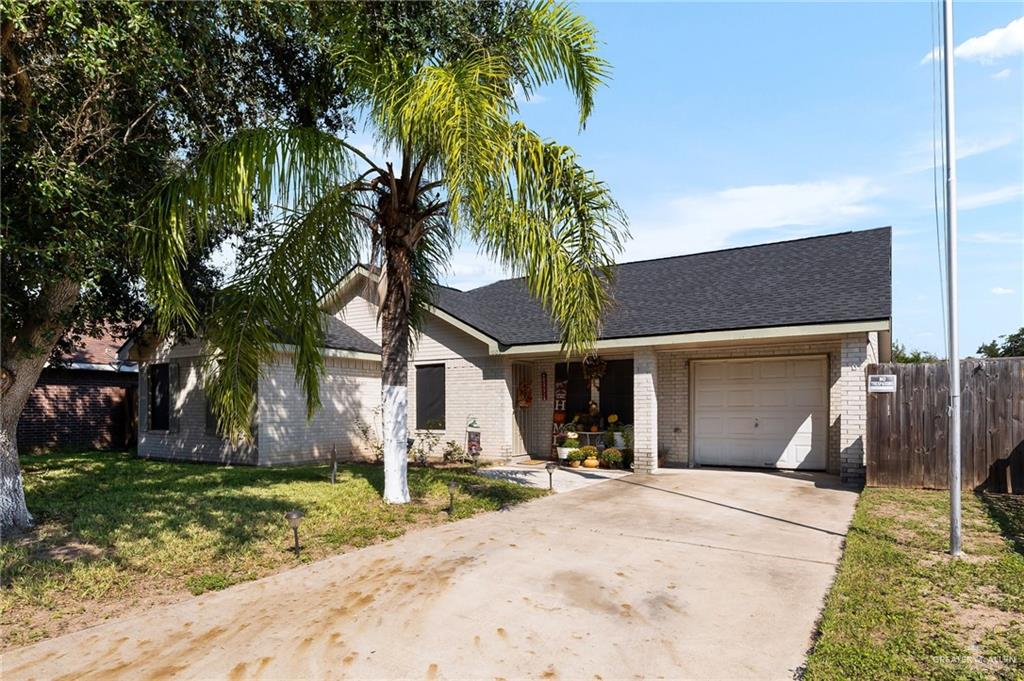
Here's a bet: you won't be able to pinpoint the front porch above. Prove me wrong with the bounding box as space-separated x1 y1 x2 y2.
508 332 875 484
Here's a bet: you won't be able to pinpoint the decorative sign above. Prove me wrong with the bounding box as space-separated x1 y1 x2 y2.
466 416 481 456
466 430 481 457
868 374 897 393
517 380 533 408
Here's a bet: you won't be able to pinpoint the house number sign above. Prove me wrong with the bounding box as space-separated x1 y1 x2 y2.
867 374 897 393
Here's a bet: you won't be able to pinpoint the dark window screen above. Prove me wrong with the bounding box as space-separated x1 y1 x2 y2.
555 362 590 420
599 359 634 425
149 363 170 431
416 364 445 430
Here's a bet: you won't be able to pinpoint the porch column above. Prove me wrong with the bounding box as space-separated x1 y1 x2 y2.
633 348 658 474
838 333 869 486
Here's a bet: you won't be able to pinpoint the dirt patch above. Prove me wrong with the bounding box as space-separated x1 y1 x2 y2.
34 541 108 562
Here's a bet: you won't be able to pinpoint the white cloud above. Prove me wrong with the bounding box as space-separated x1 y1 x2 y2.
902 131 1018 175
957 133 1019 161
921 16 1024 65
960 184 1024 210
444 247 511 290
514 85 547 105
992 68 1012 80
992 287 1015 295
624 177 881 258
962 231 1024 244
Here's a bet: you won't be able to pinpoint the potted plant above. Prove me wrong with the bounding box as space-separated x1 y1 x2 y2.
606 414 625 448
579 445 599 468
566 448 586 468
599 447 623 469
557 431 580 460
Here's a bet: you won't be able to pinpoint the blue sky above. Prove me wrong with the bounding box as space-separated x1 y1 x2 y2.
441 2 1023 357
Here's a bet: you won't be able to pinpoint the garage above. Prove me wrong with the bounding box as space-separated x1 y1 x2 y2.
692 356 828 470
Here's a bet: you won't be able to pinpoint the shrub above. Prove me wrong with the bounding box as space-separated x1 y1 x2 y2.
620 448 634 470
579 445 598 459
409 429 441 465
442 440 471 464
561 438 580 449
567 448 587 462
600 447 623 469
354 407 384 463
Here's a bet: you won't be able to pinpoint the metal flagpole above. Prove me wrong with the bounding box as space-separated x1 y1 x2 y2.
941 0 962 557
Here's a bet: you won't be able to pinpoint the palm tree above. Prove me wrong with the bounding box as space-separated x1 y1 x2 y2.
138 1 627 503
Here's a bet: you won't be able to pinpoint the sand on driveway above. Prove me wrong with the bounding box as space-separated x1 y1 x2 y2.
3 468 857 680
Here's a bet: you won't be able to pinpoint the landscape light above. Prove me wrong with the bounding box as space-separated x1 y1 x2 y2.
448 480 458 514
285 510 303 557
545 462 557 491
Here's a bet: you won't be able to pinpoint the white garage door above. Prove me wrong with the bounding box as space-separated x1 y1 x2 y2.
693 357 827 470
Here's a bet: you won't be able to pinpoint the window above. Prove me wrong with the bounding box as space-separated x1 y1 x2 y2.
205 397 219 437
555 362 590 420
148 363 170 431
599 359 634 425
415 364 445 430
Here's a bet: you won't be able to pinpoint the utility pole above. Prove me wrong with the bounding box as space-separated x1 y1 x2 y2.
942 0 962 557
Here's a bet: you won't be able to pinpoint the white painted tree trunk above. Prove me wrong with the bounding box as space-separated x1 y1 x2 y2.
1 276 80 534
382 383 410 504
0 428 33 533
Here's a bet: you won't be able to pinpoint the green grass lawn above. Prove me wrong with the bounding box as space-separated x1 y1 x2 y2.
1 450 546 649
804 489 1024 680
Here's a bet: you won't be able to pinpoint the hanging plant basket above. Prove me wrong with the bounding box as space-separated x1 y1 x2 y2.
582 355 607 382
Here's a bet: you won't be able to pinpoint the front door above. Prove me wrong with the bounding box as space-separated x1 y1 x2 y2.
511 362 532 458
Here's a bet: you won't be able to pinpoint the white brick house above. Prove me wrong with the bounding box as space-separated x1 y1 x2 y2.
123 227 891 484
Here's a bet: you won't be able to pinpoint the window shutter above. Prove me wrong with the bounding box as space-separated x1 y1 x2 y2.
415 364 446 430
205 396 218 436
168 362 181 433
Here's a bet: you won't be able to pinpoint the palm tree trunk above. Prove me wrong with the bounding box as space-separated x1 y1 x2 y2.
380 241 413 504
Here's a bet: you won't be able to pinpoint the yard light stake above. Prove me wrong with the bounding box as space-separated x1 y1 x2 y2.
448 480 458 514
545 462 557 491
285 510 303 557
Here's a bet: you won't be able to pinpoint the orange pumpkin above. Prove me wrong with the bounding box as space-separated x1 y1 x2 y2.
553 410 566 424
590 425 599 432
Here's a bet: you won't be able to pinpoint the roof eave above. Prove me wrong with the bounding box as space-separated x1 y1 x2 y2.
494 318 891 357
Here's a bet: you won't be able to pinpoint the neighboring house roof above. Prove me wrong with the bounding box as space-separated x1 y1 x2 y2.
428 227 892 346
322 315 381 354
54 326 139 372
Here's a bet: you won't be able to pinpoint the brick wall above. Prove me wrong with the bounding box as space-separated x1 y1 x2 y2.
837 333 871 485
138 357 257 465
17 368 137 453
258 354 381 466
407 354 513 461
633 348 659 473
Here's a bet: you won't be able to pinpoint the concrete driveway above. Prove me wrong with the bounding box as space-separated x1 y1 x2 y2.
4 469 857 680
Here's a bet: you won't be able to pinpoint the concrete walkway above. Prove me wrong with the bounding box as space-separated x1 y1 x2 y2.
4 469 858 680
480 462 631 492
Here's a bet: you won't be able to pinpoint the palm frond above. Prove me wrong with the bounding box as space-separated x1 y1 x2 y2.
518 0 609 127
466 124 628 355
408 211 456 336
137 128 356 334
203 185 367 442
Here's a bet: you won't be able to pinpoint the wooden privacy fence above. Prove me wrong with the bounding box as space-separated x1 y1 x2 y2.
866 358 1024 491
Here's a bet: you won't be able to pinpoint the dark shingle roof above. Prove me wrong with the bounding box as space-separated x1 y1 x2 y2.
322 315 381 354
433 227 891 346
